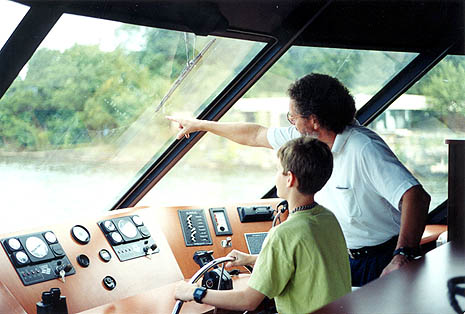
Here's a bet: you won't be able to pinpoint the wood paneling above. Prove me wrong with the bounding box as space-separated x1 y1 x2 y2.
0 281 26 314
78 274 251 314
153 199 283 278
0 198 445 314
0 206 183 314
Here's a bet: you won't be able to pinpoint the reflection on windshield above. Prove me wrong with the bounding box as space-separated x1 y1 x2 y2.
369 54 465 210
140 46 418 206
0 12 265 233
0 0 29 51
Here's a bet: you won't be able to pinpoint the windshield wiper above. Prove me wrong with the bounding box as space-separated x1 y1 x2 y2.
155 38 217 112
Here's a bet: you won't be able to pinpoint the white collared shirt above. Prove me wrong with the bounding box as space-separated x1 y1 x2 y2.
267 123 420 249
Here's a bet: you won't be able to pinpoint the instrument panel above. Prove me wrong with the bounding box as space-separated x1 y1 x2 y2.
98 215 159 261
0 200 281 314
1 231 75 286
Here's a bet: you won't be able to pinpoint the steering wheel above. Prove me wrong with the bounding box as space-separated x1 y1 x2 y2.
172 256 235 314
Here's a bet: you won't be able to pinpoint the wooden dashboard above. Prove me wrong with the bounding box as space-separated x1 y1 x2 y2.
0 199 282 314
0 198 446 314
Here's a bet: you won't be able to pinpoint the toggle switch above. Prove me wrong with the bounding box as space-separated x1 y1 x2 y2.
221 237 232 248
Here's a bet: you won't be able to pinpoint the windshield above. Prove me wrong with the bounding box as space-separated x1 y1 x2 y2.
0 0 29 50
139 46 418 206
0 12 265 233
369 54 465 210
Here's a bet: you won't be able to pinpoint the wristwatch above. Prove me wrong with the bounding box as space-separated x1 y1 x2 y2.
193 287 207 304
392 247 420 260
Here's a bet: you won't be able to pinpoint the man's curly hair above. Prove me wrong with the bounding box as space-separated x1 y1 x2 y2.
288 73 356 134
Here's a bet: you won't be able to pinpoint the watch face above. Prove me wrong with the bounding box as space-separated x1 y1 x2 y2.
25 236 49 259
117 219 137 238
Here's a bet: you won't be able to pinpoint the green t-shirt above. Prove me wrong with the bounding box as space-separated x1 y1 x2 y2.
248 205 351 314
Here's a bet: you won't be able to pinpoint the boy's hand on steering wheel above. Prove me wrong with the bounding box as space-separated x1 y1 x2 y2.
225 250 251 267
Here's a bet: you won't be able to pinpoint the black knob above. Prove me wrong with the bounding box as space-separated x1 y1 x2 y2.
76 254 90 268
64 264 73 272
49 288 61 303
41 291 53 305
150 243 157 251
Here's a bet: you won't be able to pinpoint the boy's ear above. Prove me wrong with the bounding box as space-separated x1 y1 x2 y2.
287 171 297 188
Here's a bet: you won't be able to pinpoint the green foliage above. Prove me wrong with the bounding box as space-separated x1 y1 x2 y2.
1 22 464 154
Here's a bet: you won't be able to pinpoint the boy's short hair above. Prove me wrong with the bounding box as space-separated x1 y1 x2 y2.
277 137 333 195
287 73 356 134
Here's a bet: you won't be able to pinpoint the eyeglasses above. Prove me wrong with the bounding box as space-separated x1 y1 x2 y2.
287 112 310 125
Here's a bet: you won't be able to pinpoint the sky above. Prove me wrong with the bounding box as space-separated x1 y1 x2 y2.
0 0 131 53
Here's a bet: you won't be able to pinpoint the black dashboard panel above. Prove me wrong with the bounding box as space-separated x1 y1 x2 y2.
1 231 75 286
98 215 159 261
178 209 213 247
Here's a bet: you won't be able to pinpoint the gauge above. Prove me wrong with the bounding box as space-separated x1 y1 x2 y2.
103 220 116 232
7 238 21 251
25 236 49 259
44 231 57 244
99 249 112 262
118 219 137 238
110 232 123 244
132 215 143 226
71 225 91 244
14 251 29 265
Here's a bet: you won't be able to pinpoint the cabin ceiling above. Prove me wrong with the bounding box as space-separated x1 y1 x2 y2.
15 0 465 54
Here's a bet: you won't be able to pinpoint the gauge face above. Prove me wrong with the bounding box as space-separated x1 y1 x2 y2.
103 220 116 232
71 225 91 244
99 249 111 262
15 251 29 265
25 236 49 259
44 231 57 244
132 215 143 226
110 232 123 244
7 238 21 251
118 219 137 238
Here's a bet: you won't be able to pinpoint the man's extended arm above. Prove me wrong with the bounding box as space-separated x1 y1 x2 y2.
381 185 431 276
167 116 272 148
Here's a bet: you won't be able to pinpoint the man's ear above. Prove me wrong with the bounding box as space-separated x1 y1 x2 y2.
310 114 320 131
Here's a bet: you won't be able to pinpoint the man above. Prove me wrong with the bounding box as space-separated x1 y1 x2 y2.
167 73 431 286
175 137 351 313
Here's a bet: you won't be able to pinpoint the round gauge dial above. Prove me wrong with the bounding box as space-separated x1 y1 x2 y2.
103 220 116 232
7 238 21 251
110 232 123 244
71 225 91 244
118 219 137 238
14 251 29 265
99 249 112 262
44 231 57 244
132 215 143 226
25 236 49 259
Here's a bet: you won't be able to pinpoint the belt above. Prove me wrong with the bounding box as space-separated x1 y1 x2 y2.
348 236 398 259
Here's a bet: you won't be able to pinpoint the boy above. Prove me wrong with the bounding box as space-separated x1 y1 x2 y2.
175 137 351 313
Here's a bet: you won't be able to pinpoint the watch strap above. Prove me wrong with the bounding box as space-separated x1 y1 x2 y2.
393 247 420 260
193 287 207 304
